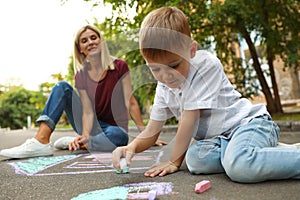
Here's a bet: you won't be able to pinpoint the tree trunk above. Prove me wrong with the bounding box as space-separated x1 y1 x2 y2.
261 0 283 114
241 26 277 114
266 46 283 114
290 66 300 99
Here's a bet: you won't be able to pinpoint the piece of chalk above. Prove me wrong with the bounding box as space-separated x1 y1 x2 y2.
148 190 157 200
120 158 128 171
115 158 129 174
194 180 211 193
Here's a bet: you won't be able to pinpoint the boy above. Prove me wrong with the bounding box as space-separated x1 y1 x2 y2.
112 6 300 183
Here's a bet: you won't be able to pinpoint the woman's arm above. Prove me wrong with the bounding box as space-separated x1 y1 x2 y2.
129 96 145 132
121 73 132 112
121 74 143 129
69 89 94 151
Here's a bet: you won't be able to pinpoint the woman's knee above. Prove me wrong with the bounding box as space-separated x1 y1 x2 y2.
53 81 72 91
88 133 118 152
105 126 128 146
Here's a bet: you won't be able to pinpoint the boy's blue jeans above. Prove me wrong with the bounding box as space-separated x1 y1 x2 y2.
186 115 300 183
36 81 128 152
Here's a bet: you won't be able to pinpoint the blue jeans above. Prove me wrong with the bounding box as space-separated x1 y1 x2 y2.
36 81 128 152
186 115 300 183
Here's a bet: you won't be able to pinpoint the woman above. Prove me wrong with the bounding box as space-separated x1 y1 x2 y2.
0 25 165 159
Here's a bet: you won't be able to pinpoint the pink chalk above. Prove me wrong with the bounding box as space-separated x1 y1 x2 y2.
194 180 211 193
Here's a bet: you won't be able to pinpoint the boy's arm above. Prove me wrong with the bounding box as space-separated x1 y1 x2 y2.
144 109 200 177
130 119 165 152
112 119 165 171
169 110 200 167
129 96 168 146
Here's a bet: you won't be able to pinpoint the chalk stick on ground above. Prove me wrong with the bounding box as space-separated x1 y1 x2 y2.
148 190 157 200
194 180 211 193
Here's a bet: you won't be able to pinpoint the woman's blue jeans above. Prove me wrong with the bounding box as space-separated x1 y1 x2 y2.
36 81 128 152
186 115 300 183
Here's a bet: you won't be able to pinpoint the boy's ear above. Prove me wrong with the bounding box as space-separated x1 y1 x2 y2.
190 41 198 58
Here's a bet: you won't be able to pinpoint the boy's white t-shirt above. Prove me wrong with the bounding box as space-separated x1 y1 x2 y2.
150 50 269 139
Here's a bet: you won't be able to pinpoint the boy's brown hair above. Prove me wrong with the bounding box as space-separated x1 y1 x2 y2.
139 6 192 60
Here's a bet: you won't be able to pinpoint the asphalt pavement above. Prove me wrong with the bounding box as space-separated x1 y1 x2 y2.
0 126 299 200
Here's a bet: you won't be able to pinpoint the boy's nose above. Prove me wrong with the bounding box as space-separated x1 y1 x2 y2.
162 70 173 81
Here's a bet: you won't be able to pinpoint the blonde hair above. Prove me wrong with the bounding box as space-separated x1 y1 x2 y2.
139 6 192 60
73 25 115 71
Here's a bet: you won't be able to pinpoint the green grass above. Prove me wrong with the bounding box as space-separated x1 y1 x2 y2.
271 112 300 121
55 124 72 130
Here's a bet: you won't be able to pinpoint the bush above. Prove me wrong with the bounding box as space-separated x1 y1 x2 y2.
0 87 46 129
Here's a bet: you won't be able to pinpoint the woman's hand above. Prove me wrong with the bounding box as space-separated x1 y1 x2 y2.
144 161 179 177
112 146 135 173
69 135 89 151
154 140 168 146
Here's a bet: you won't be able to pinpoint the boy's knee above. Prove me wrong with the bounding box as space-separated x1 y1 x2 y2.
186 146 205 174
223 149 260 183
186 144 223 174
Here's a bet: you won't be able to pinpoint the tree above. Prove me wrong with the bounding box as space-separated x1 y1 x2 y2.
0 87 47 129
65 55 75 86
201 0 299 114
63 0 300 114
